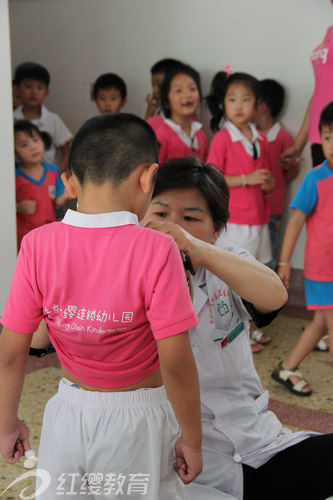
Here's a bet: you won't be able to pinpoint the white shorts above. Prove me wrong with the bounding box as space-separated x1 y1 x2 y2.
36 381 184 499
222 223 272 264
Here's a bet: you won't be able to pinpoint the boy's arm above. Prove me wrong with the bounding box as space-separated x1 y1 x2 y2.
157 331 202 484
277 209 306 288
145 221 287 313
55 191 71 207
16 200 36 214
0 328 32 463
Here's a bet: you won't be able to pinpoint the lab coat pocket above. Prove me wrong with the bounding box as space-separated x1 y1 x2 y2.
254 390 269 415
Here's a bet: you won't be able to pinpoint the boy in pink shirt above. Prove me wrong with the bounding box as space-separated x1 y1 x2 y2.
255 79 300 269
0 114 202 499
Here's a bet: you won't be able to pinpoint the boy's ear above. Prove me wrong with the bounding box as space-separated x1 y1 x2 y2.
61 172 78 198
139 163 159 194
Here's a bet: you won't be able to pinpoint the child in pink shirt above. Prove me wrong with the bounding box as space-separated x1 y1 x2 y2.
0 114 202 499
254 79 300 270
207 71 274 265
148 64 208 163
144 58 185 120
207 71 274 351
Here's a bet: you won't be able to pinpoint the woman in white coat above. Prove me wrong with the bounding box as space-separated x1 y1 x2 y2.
143 156 333 500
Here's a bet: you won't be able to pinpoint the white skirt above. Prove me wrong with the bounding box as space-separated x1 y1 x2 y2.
222 223 272 264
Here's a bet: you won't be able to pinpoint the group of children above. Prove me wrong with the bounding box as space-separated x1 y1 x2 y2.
12 59 294 271
12 59 300 351
3 58 333 498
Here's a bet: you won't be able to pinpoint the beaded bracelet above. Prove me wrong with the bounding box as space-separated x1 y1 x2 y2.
278 262 290 266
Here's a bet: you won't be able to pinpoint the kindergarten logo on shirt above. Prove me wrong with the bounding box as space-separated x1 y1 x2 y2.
48 185 56 199
43 304 134 335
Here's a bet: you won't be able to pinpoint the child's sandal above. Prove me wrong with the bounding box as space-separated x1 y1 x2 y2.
313 334 329 352
250 329 271 345
271 361 312 397
250 338 264 353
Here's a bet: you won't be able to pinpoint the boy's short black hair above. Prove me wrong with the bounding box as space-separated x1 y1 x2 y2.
152 156 229 230
14 119 51 151
160 65 202 118
14 62 50 87
92 73 127 100
319 101 333 132
258 79 285 119
150 58 185 75
69 113 158 187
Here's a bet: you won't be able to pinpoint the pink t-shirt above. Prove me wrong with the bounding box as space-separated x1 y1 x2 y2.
1 210 199 388
266 124 294 216
207 127 270 225
309 25 333 144
147 118 208 163
146 114 164 129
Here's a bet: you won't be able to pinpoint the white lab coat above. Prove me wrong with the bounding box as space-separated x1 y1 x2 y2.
190 242 315 499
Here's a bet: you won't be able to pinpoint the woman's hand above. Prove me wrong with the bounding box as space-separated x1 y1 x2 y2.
145 220 203 269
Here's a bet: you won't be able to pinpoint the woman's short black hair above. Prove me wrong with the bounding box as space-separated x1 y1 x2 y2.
160 65 202 119
153 156 229 230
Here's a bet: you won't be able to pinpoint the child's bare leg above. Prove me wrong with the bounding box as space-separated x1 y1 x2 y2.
30 320 51 349
282 310 326 392
323 309 333 360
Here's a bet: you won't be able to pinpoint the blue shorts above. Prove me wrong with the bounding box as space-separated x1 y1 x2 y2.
305 277 333 310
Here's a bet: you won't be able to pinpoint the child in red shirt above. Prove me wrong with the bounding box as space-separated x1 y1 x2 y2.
15 120 68 252
255 79 300 270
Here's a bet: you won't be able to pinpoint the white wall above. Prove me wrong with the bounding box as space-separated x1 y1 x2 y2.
4 0 333 278
0 0 16 312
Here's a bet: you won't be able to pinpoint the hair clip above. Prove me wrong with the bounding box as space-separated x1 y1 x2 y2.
223 65 232 78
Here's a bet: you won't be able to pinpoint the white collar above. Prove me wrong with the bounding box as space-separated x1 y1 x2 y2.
62 209 138 228
14 105 48 124
164 117 202 150
164 118 202 137
225 120 262 143
266 122 281 142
